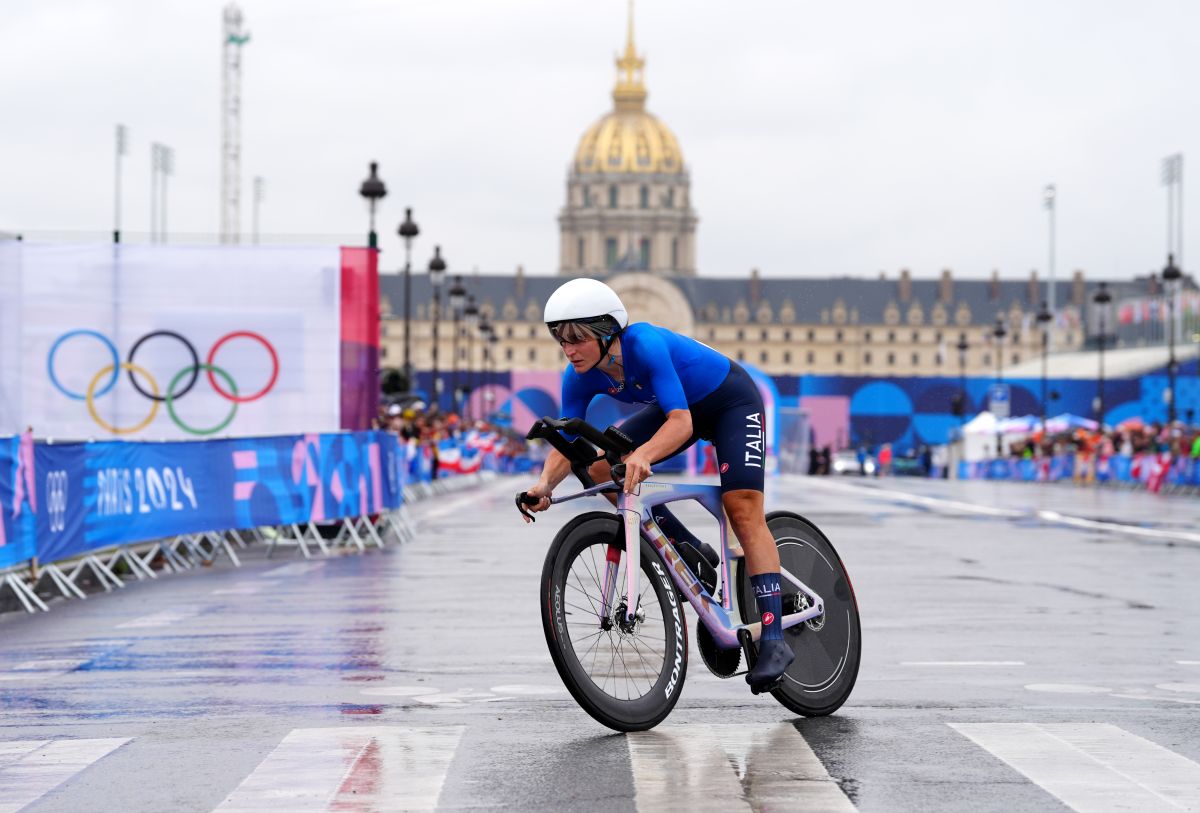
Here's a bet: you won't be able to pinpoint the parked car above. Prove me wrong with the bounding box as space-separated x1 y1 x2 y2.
832 449 876 476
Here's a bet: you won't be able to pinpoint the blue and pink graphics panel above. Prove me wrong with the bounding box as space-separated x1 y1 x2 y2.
2 431 402 569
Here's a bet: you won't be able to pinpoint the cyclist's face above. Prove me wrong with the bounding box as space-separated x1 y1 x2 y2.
559 335 601 371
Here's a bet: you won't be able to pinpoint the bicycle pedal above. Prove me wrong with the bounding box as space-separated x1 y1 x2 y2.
749 676 784 696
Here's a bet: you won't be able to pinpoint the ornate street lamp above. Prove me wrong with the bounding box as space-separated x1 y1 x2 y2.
397 208 419 388
448 275 467 414
992 316 1008 457
428 246 447 409
1092 283 1112 426
358 162 387 249
1163 254 1182 424
1036 301 1052 434
478 316 493 419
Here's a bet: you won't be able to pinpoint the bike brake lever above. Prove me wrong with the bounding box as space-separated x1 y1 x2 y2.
515 492 539 522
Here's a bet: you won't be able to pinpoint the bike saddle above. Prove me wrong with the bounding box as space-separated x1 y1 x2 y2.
744 638 794 695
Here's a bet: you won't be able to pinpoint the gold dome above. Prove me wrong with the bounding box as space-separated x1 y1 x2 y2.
572 4 684 176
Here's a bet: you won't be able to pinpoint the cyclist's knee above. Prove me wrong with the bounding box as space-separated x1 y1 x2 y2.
587 457 611 482
721 489 764 535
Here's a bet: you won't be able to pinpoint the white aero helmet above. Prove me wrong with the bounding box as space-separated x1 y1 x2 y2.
544 278 628 334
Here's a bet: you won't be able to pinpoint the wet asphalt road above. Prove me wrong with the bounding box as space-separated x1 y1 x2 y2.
1 473 1199 812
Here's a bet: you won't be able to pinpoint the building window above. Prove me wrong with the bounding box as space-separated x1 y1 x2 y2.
982 353 991 366
736 329 744 341
529 326 537 339
708 329 715 340
935 330 943 343
864 351 872 365
912 352 920 365
783 330 791 341
807 330 815 342
505 348 513 361
666 187 674 208
935 351 942 366
887 331 896 343
887 352 895 365
835 330 843 342
835 351 843 364
605 238 618 269
608 185 618 208
639 185 649 209
671 238 679 269
639 238 650 270
577 237 585 267
912 330 920 343
506 326 514 338
760 329 769 341
784 351 791 364
529 348 537 362
760 351 768 363
864 330 872 342
806 351 814 364
381 345 388 359
1012 352 1020 364
737 350 745 361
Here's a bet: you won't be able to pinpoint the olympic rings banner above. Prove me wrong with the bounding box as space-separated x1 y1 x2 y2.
0 242 358 440
0 430 402 568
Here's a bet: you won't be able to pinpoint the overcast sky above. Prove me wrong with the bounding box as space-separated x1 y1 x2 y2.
2 1 1196 281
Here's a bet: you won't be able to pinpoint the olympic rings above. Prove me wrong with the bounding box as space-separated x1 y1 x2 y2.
167 364 238 436
48 330 119 400
206 331 279 403
48 329 280 434
127 330 199 402
86 362 161 435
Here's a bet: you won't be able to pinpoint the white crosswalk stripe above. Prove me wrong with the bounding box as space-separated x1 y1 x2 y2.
0 738 131 813
951 722 1200 812
628 723 857 812
213 726 465 812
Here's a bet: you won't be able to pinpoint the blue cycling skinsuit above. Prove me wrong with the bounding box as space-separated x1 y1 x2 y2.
558 322 766 491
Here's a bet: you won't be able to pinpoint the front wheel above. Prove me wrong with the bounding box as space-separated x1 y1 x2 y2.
541 511 689 732
736 510 861 716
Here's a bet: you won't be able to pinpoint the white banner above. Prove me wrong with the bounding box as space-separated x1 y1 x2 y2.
0 243 341 440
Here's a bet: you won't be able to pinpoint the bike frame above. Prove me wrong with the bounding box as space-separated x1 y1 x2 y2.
549 478 825 649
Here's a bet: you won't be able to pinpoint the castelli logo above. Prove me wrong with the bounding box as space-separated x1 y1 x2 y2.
608 387 618 395
762 612 775 626
720 462 729 473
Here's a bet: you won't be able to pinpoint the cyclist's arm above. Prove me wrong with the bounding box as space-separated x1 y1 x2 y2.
534 447 573 493
632 409 692 463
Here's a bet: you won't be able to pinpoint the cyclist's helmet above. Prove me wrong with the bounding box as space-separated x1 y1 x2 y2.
544 279 628 369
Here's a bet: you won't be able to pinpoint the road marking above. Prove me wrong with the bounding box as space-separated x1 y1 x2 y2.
262 562 327 578
210 584 264 596
0 738 131 813
214 726 464 812
628 723 856 812
1025 683 1113 694
1177 661 1200 665
901 661 1025 666
116 609 200 629
951 722 1200 812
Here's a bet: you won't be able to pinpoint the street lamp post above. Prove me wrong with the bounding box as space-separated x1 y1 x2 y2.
1163 254 1182 425
1036 301 1052 435
428 246 447 411
397 208 419 389
955 335 969 425
1092 283 1112 426
992 317 1007 457
1044 184 1057 353
478 316 493 420
463 297 479 420
358 162 387 250
448 275 467 414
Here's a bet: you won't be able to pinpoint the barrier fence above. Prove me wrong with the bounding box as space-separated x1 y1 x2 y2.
0 429 511 614
957 453 1199 492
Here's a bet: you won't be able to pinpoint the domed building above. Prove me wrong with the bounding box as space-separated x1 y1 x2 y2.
558 9 698 276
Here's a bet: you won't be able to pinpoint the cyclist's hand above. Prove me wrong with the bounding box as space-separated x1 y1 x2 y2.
521 482 553 523
622 450 653 493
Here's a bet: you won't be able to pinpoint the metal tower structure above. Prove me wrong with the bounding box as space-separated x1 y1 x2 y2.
221 4 250 243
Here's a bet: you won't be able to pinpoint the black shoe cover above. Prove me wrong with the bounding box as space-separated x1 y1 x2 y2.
746 639 794 694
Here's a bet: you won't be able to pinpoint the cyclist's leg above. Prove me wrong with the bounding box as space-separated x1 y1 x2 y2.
708 372 793 690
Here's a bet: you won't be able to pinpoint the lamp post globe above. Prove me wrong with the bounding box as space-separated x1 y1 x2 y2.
428 246 447 409
397 207 419 387
1163 254 1182 424
358 162 387 249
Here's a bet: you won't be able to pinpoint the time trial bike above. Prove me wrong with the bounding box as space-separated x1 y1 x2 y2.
517 416 861 732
